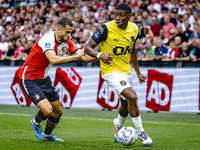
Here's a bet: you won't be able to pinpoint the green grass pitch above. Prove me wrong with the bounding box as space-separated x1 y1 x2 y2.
0 105 200 150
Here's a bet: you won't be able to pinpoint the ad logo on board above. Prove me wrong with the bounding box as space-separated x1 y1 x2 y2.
54 68 82 108
97 72 120 109
146 70 173 111
11 68 32 106
199 71 200 110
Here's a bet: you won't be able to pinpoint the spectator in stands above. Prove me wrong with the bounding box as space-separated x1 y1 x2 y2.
21 37 27 46
142 25 154 44
147 0 161 13
160 10 177 26
162 40 179 61
171 7 178 19
176 24 188 42
182 13 189 31
184 21 192 41
157 6 168 21
0 34 8 60
17 19 24 31
174 36 182 48
142 39 155 61
189 11 199 31
150 16 162 37
136 39 145 61
189 0 197 12
176 42 191 61
1 0 200 66
136 15 144 39
162 15 176 39
158 29 169 45
188 23 200 46
130 0 139 14
142 11 152 26
5 42 14 60
191 38 200 61
10 39 24 61
166 28 177 45
178 2 186 15
45 21 53 33
151 10 160 23
27 30 35 42
21 43 29 61
176 15 184 25
27 40 34 51
154 39 168 60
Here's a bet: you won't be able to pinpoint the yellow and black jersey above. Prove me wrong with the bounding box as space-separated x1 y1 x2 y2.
92 20 139 75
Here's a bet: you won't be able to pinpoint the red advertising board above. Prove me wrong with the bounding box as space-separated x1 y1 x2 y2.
146 70 173 111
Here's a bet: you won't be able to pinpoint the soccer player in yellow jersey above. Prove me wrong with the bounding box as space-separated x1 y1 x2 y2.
85 3 153 146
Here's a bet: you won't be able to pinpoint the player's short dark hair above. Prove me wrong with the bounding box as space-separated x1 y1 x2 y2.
56 17 73 28
116 3 132 14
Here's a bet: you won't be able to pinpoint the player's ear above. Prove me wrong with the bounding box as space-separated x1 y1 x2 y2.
57 27 61 32
128 13 131 19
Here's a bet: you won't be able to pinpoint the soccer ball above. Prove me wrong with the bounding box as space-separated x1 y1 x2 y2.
118 126 137 146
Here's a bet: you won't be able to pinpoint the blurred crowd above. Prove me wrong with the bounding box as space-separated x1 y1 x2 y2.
1 0 200 64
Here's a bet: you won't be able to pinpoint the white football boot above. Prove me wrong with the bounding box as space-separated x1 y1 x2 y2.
113 118 122 143
138 131 153 146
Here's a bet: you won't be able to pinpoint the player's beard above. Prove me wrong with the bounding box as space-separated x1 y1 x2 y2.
59 33 68 43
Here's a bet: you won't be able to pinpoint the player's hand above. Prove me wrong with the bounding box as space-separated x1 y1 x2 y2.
75 49 84 59
137 73 146 84
100 53 114 64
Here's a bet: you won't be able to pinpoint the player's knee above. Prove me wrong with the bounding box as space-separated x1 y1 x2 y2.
58 109 63 117
53 109 63 118
42 107 53 117
128 95 138 104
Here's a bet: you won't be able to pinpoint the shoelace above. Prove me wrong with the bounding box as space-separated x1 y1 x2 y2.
140 132 147 140
34 124 42 133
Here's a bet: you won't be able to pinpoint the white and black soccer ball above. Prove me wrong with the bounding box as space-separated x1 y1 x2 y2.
118 126 137 146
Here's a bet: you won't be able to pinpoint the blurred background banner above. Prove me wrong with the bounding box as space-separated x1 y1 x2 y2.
0 66 199 113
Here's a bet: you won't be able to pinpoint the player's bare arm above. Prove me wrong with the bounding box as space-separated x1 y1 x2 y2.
45 50 84 65
130 45 146 84
85 39 114 64
76 48 99 62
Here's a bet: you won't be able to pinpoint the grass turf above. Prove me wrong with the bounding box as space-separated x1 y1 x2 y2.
0 105 200 150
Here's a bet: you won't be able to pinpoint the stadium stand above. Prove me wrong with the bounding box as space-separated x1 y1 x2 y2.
0 0 200 68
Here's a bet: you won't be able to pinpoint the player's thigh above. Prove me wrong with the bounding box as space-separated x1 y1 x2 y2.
121 87 138 101
36 98 53 115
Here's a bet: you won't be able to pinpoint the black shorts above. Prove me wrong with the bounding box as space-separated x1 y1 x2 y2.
21 76 59 105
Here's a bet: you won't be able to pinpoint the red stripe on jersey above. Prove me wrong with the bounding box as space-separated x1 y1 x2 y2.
19 32 78 80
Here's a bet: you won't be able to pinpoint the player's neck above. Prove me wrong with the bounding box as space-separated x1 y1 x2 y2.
120 22 129 30
54 31 62 44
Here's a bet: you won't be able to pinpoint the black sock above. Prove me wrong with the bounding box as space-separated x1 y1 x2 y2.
44 115 60 135
35 110 48 123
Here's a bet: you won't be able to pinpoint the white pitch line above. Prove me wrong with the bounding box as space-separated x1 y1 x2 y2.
0 112 200 126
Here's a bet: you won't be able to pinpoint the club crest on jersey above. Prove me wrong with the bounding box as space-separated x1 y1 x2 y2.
45 42 51 48
62 46 67 51
57 43 69 56
34 94 40 100
94 31 100 39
